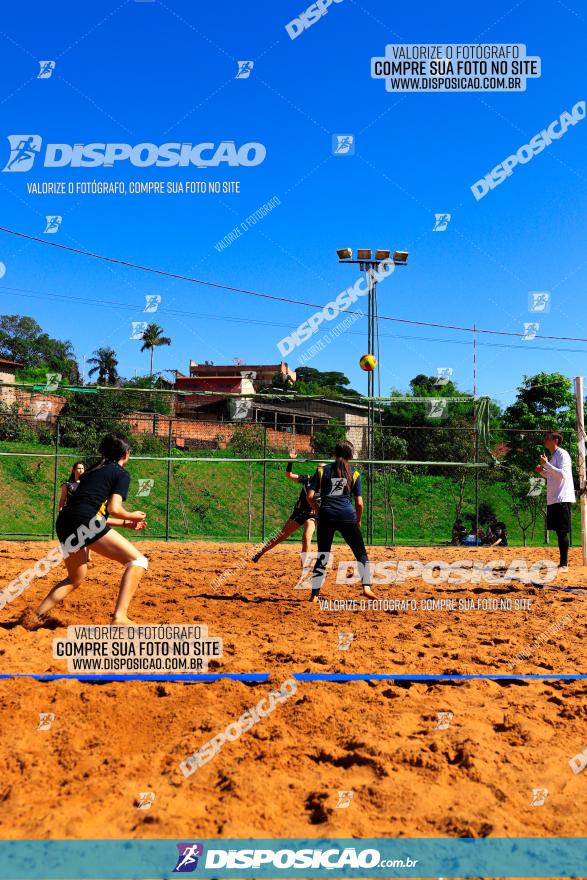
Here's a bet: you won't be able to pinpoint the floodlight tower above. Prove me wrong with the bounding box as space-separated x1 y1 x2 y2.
336 248 409 543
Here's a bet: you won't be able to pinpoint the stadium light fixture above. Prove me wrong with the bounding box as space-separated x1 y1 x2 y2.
336 248 352 260
393 250 409 265
357 248 372 261
375 249 390 261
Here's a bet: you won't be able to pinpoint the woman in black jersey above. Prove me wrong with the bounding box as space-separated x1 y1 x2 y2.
58 461 85 511
26 433 149 627
252 449 319 564
307 440 375 603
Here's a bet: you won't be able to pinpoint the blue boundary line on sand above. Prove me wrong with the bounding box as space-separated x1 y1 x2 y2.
0 672 586 682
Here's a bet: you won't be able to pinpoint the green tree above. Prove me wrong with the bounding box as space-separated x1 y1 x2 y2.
87 347 119 386
501 372 575 471
312 419 347 456
139 324 172 384
1 314 79 382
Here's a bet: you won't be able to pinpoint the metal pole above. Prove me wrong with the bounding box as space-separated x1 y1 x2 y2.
574 376 587 564
165 419 172 541
261 426 267 542
51 417 60 540
367 266 374 544
473 323 479 539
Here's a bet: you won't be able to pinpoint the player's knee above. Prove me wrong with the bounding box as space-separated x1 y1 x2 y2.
126 555 149 571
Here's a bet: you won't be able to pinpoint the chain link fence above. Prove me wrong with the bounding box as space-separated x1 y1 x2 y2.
0 407 581 546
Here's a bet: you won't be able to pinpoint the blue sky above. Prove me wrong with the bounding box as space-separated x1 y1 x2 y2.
0 0 586 406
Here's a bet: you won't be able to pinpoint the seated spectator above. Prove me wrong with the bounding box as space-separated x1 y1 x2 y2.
451 519 467 545
491 522 508 546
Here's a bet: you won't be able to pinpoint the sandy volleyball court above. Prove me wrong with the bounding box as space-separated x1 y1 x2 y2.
0 540 585 863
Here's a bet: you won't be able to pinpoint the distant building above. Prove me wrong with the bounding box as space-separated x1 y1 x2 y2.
0 358 23 404
173 360 369 454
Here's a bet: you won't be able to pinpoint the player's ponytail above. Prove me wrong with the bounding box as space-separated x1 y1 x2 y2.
332 440 354 491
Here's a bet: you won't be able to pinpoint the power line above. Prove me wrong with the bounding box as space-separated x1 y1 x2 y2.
2 224 587 343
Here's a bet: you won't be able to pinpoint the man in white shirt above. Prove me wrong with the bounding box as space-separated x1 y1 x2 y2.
536 431 576 571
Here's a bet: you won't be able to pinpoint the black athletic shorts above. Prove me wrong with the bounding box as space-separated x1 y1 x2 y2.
289 507 317 527
56 509 109 550
546 502 572 533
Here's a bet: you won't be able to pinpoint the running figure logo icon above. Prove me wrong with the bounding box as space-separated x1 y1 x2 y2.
435 711 453 730
130 321 148 340
332 134 355 155
433 213 451 231
236 61 254 79
37 712 55 731
530 787 548 807
522 322 539 341
173 843 204 873
136 479 155 497
44 215 62 234
3 135 42 172
37 60 56 79
144 294 161 313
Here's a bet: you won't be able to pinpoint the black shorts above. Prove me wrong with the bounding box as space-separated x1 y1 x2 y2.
289 508 317 527
546 502 572 533
56 509 109 550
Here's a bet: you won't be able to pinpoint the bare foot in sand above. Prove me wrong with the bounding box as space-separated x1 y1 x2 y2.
363 585 376 598
111 616 137 626
19 608 47 631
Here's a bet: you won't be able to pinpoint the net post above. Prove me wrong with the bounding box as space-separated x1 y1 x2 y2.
51 416 60 540
574 376 587 565
165 419 173 542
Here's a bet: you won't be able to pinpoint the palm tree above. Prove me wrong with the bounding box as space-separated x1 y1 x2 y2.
139 323 172 384
87 346 119 385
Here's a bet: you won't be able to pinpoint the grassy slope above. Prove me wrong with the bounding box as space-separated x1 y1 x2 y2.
0 441 581 546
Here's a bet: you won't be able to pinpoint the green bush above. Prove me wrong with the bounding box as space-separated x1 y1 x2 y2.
228 424 265 457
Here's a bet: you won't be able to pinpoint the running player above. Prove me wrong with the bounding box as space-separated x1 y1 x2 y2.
252 449 319 563
306 440 375 602
58 461 85 511
24 433 148 628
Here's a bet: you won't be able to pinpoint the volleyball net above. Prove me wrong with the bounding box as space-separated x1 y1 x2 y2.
0 390 582 546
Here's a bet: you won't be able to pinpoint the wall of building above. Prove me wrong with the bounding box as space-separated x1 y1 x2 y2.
128 413 313 452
